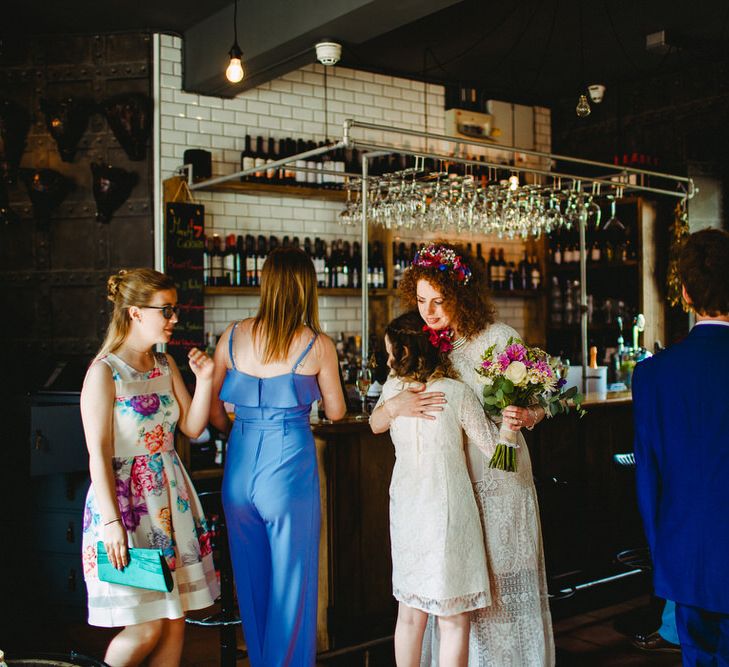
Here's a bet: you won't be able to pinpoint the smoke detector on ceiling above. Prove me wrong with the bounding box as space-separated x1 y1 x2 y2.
315 41 341 66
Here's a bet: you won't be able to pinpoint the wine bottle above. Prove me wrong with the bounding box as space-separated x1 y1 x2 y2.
236 235 244 287
530 255 542 290
266 137 277 183
306 140 318 186
254 136 266 182
256 235 267 285
496 248 507 290
245 234 256 286
211 234 224 287
351 241 362 289
223 234 237 286
203 235 212 286
240 134 254 182
295 139 307 186
487 248 497 289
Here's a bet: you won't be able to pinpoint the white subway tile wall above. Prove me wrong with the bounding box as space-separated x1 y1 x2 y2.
158 35 551 340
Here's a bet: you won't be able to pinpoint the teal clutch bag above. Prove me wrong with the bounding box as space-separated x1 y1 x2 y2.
97 542 174 593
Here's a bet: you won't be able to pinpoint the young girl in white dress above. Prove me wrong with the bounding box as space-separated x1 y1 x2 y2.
379 310 499 667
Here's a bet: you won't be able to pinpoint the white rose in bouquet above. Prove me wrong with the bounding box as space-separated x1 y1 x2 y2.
504 360 527 385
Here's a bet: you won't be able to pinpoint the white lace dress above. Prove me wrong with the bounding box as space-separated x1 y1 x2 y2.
421 323 556 666
382 376 499 616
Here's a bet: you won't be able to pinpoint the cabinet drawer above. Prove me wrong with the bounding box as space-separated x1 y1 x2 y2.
33 553 87 606
33 510 84 555
32 473 90 512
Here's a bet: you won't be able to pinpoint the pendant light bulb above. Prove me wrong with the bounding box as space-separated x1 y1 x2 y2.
575 94 591 118
225 0 244 84
226 44 244 83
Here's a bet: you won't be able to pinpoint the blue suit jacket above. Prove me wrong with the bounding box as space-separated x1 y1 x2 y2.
632 323 729 613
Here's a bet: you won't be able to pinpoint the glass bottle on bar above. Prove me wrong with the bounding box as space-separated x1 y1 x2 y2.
203 235 212 286
282 138 295 185
306 141 318 187
487 248 497 289
530 255 542 290
351 241 362 289
223 234 237 286
235 235 244 287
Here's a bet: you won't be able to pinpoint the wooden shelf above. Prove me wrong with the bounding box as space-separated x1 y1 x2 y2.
196 180 347 202
549 260 639 273
205 286 398 297
547 323 622 332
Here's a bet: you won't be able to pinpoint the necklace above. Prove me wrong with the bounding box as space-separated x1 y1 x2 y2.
451 335 468 350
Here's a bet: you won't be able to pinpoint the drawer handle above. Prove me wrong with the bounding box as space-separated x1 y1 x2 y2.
66 522 75 543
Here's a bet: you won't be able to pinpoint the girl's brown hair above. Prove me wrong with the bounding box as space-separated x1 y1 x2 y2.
98 268 176 359
253 246 321 363
398 240 495 338
385 310 456 384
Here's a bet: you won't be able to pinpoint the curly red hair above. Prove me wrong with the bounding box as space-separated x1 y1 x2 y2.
398 240 495 338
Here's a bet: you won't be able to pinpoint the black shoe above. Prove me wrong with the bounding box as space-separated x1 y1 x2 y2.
631 631 681 654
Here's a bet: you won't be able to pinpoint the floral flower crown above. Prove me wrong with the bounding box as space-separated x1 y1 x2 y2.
412 244 471 285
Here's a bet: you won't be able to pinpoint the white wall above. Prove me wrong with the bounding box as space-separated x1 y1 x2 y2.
157 35 551 340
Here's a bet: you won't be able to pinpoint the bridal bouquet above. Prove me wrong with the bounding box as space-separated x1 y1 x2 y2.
476 337 584 472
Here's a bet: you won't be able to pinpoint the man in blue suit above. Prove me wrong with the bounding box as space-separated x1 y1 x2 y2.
632 228 729 666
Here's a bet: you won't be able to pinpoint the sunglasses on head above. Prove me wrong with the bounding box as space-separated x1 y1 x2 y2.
141 304 180 319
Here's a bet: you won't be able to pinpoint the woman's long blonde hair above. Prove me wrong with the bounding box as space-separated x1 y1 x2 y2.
97 268 176 359
252 247 321 363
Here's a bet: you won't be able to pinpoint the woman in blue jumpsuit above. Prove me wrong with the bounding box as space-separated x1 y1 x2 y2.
210 247 346 666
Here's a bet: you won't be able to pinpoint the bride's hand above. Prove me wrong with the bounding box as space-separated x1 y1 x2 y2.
387 384 447 420
501 405 538 431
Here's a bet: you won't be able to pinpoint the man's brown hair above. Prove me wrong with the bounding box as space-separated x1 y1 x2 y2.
679 228 729 316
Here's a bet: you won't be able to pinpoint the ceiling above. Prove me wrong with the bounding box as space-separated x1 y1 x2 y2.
4 0 729 105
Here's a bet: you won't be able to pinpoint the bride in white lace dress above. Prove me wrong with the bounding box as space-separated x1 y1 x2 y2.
374 310 500 667
370 242 555 666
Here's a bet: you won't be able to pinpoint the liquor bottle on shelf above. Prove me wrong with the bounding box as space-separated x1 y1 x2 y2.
292 235 300 250
255 235 267 285
505 262 514 292
303 236 312 259
550 276 562 325
496 248 507 290
211 234 224 286
590 240 601 263
205 331 217 357
487 248 497 289
223 234 237 286
517 251 529 290
283 138 296 184
245 234 256 286
306 140 318 186
351 241 362 289
268 235 279 255
203 235 212 286
327 240 338 288
240 134 254 181
295 139 308 186
314 238 326 287
236 235 244 287
333 146 346 188
339 240 351 288
476 243 486 271
373 241 386 288
266 137 278 182
254 136 266 182
530 255 541 290
553 242 563 265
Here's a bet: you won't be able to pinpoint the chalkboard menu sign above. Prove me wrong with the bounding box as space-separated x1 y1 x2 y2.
165 202 205 381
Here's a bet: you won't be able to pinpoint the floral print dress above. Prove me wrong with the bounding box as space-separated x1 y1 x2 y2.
81 352 219 627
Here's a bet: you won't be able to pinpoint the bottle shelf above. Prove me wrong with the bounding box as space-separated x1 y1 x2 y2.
204 286 398 297
548 260 639 273
205 286 540 299
547 323 622 332
196 180 348 202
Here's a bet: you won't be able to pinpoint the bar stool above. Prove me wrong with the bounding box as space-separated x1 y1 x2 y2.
185 490 247 667
612 452 652 571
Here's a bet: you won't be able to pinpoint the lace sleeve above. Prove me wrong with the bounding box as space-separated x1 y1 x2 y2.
459 385 498 458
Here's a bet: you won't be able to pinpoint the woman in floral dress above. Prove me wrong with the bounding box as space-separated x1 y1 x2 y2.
80 268 219 667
